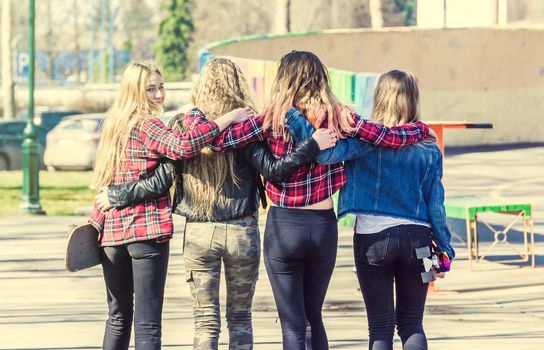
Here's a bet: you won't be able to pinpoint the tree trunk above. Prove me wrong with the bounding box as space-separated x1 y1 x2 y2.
73 0 82 83
1 0 16 119
45 0 55 81
369 0 383 28
274 0 290 34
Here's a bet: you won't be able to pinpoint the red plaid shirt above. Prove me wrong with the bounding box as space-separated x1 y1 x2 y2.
89 110 219 246
185 108 429 208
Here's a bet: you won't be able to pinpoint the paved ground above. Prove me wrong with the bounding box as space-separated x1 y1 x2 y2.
1 145 543 350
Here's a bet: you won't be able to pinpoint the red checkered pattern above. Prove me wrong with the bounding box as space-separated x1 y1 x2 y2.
349 113 429 148
89 109 219 246
185 108 429 208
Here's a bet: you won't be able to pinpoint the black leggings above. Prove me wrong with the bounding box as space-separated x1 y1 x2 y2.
264 206 338 350
354 224 432 350
101 239 170 350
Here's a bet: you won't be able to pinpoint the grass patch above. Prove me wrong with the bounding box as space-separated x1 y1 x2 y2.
0 171 94 216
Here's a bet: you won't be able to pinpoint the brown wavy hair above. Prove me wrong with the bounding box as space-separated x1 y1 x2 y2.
262 50 353 139
372 70 420 127
171 58 256 219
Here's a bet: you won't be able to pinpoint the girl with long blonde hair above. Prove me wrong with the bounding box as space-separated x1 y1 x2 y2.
94 57 336 350
287 69 454 350
182 52 431 349
87 60 251 350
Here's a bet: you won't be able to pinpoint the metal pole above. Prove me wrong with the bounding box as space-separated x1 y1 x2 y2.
20 0 45 215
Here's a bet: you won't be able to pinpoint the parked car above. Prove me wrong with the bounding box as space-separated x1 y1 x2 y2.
0 119 49 170
18 107 82 131
43 114 104 171
0 108 82 171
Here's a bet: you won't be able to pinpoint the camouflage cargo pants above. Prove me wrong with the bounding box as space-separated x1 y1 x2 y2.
184 213 260 350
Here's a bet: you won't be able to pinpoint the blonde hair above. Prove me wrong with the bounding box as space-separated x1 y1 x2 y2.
92 61 164 189
172 58 256 220
372 70 420 127
263 51 353 139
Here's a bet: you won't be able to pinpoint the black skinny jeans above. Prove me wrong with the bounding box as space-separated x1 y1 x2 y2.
100 239 170 350
354 224 432 350
264 206 338 350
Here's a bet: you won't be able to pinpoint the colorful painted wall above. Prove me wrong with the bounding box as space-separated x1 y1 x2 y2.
202 27 544 146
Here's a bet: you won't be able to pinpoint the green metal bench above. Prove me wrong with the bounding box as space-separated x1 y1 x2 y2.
332 192 355 228
445 195 535 267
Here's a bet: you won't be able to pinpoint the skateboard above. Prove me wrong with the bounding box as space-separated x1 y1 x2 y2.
65 224 100 272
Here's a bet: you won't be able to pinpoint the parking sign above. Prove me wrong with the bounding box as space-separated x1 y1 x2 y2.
16 52 29 77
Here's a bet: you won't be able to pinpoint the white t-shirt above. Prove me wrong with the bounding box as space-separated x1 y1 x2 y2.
355 214 430 234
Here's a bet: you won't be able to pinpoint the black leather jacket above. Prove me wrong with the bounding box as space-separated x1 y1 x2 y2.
107 138 320 222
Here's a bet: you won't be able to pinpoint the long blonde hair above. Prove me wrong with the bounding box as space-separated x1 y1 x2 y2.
263 50 353 138
172 58 256 219
92 61 164 190
372 70 420 127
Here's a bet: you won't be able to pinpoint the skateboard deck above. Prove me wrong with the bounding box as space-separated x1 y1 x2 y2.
65 224 100 272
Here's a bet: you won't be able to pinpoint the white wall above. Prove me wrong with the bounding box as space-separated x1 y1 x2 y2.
418 0 502 28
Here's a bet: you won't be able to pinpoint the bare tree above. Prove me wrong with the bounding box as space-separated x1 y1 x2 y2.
330 0 371 28
186 0 274 72
73 0 82 83
120 0 157 60
45 0 55 80
289 0 371 31
1 0 16 119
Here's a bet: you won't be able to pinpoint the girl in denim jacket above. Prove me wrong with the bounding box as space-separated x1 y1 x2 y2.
288 70 455 350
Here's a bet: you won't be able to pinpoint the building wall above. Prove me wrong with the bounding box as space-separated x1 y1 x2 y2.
210 27 544 146
417 0 501 28
418 0 544 28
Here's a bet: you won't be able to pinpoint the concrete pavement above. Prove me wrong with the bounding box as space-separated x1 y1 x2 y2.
1 145 543 350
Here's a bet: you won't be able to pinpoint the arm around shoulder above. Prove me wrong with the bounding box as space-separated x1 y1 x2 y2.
140 115 219 160
107 162 173 208
243 138 319 183
350 113 429 148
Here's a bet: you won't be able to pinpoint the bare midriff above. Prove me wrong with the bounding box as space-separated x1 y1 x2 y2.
268 196 334 210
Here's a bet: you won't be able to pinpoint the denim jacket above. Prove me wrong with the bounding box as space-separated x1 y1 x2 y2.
287 109 455 259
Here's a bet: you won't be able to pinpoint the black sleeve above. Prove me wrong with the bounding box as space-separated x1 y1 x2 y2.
107 162 174 208
241 137 320 183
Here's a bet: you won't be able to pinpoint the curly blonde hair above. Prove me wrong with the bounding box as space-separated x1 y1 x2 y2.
173 58 256 219
262 51 354 139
